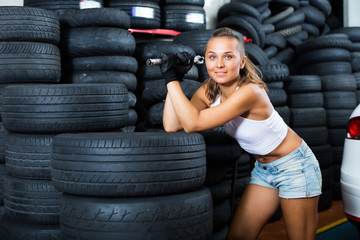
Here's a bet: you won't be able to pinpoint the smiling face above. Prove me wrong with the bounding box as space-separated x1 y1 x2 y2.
205 36 246 86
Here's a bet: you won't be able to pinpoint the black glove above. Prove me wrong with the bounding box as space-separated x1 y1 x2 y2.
160 52 194 84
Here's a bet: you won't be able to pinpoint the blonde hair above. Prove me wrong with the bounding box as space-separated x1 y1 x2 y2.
204 27 268 103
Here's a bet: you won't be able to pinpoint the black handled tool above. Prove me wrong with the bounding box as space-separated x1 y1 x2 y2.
146 55 205 66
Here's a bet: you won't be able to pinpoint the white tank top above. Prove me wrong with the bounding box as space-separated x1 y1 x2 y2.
210 93 288 155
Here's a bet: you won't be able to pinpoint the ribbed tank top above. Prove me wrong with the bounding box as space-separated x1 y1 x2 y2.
210 93 288 155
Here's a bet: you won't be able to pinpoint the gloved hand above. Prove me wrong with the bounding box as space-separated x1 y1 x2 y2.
160 52 194 84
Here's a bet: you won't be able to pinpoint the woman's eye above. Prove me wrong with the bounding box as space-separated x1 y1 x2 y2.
225 55 232 60
209 55 215 60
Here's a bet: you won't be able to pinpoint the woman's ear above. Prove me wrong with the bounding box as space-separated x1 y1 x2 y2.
240 56 247 69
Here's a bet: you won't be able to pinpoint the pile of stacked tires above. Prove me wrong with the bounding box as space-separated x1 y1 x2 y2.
104 0 206 31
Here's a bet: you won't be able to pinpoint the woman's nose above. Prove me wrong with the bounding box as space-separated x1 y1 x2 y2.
216 59 224 68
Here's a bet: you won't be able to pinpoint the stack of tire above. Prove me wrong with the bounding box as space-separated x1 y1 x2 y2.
197 127 246 240
24 0 80 15
330 27 360 103
133 41 199 129
105 0 161 29
285 75 334 210
59 8 138 130
161 0 206 32
50 131 213 239
294 33 356 200
0 6 63 239
217 2 266 49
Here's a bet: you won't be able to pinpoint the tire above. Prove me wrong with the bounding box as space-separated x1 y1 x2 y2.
264 6 294 24
60 188 213 240
0 215 61 240
287 92 324 108
217 16 260 47
5 133 55 179
312 144 332 169
61 27 136 57
259 62 289 82
217 2 261 22
326 109 353 128
351 52 360 72
320 74 357 91
0 165 5 204
162 5 206 31
0 42 61 84
323 91 357 109
295 48 351 67
213 200 231 232
174 29 216 54
2 84 129 133
293 126 328 146
300 61 352 76
290 107 326 127
70 71 137 91
244 43 269 66
296 34 352 54
309 0 332 17
51 132 206 196
273 10 305 31
286 75 321 93
265 33 287 49
105 0 161 29
141 79 201 107
0 6 60 44
330 27 360 42
59 8 130 28
146 102 164 127
70 56 138 73
300 5 326 27
268 89 287 107
162 0 204 6
3 175 61 225
24 0 79 15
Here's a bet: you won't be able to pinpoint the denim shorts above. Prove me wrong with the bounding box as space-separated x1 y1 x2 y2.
249 140 322 199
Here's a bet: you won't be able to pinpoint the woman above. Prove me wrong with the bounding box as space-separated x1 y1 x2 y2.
160 27 322 240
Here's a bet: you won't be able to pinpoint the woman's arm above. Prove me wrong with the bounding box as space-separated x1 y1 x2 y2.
163 84 210 132
166 81 259 132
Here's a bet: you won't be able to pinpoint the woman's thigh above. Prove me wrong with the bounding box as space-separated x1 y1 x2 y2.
227 184 280 240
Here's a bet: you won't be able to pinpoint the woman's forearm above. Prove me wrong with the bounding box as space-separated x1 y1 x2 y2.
166 81 201 132
163 93 183 132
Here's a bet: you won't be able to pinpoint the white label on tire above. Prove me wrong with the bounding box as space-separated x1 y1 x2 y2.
186 13 204 24
131 7 154 19
80 0 101 9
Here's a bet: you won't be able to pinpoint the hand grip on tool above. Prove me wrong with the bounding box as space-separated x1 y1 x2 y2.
146 55 205 66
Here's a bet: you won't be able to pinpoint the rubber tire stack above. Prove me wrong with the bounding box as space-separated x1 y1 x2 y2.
105 0 161 29
51 132 213 239
59 7 138 131
330 27 360 103
198 127 246 239
285 75 334 210
0 6 62 240
23 0 80 15
160 0 206 31
294 33 356 201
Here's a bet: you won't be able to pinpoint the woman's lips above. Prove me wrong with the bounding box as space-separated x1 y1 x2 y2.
215 71 226 76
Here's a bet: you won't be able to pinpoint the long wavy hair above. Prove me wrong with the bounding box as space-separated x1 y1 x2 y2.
204 27 268 103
